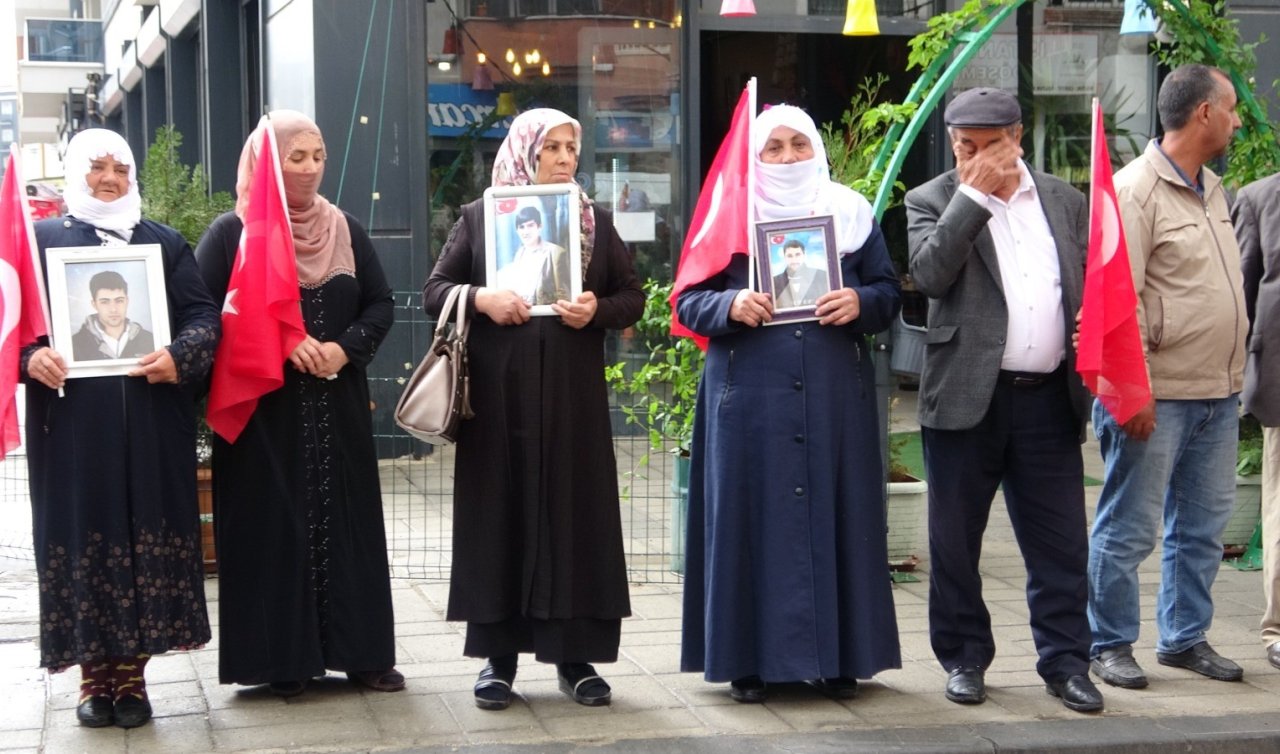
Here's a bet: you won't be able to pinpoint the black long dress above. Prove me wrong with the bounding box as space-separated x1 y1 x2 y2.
195 211 396 685
423 200 642 662
25 217 220 672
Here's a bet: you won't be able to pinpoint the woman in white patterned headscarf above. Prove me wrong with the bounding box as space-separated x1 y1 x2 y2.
677 104 903 704
423 108 642 711
22 128 221 730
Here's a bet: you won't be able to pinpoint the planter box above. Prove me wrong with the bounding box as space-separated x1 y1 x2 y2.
1224 475 1261 549
887 476 928 565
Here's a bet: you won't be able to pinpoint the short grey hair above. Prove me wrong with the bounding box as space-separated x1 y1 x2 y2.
1158 64 1231 131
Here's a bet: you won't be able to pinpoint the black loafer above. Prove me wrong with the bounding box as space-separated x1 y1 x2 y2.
1046 674 1104 713
1268 643 1280 670
806 677 858 699
1156 641 1243 681
557 663 611 706
75 696 113 728
1091 645 1148 689
113 696 152 728
944 667 985 705
729 675 767 703
268 680 306 698
474 655 518 711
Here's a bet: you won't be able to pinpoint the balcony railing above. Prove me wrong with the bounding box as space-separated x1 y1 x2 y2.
25 18 104 64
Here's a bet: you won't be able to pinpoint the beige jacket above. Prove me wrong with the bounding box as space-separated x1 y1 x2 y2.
1114 140 1246 399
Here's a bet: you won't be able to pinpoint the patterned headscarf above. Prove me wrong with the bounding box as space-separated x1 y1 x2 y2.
62 129 142 236
753 105 873 255
235 111 355 287
492 108 595 279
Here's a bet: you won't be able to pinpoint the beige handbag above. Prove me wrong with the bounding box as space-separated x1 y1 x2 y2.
394 284 474 445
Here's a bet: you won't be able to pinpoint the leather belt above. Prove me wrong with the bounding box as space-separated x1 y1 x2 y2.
997 363 1064 388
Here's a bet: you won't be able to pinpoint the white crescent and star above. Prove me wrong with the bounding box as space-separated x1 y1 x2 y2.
0 259 18 346
1098 190 1121 265
687 175 723 250
222 288 239 316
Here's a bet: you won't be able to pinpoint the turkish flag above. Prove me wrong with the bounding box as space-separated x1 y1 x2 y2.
670 80 755 348
206 123 306 443
1075 100 1151 425
0 146 51 459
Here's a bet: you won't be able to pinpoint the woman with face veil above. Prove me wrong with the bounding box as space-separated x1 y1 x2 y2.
677 105 903 702
195 111 399 697
424 108 643 710
22 128 220 728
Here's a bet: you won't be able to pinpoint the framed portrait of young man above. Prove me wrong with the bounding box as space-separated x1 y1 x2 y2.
753 216 839 324
44 245 171 379
483 183 583 316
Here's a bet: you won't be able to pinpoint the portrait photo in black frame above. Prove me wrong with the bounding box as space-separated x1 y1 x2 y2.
754 215 839 325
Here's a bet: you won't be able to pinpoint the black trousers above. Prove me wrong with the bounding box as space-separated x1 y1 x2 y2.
922 368 1091 681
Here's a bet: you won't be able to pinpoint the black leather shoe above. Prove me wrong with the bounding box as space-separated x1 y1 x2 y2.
1268 643 1280 670
944 667 985 704
1156 641 1243 681
75 696 113 728
729 675 767 703
474 655 518 711
113 696 152 728
1046 674 1104 713
806 677 858 699
268 680 306 698
1091 645 1148 689
557 663 611 706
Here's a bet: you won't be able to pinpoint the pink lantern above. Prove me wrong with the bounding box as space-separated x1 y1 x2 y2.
720 0 756 18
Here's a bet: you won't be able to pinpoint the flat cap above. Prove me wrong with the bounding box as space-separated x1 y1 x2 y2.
944 87 1021 128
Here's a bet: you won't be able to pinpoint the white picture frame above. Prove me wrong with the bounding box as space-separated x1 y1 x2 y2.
483 183 583 316
44 245 171 379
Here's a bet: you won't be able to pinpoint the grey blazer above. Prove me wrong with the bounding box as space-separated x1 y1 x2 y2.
1233 171 1280 426
905 167 1091 435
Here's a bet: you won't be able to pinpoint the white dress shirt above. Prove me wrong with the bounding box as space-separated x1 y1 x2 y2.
957 163 1065 373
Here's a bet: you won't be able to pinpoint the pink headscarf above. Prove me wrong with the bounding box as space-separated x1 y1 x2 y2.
235 110 354 287
491 108 595 279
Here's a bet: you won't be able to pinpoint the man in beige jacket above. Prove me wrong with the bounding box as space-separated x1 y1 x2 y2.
1088 64 1248 690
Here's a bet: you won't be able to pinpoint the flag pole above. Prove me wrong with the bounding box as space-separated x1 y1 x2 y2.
746 77 758 291
1088 98 1099 242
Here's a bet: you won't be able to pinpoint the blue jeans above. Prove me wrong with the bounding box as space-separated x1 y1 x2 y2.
1087 397 1239 655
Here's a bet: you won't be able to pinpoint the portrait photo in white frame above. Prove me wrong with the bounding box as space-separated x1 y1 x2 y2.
44 245 171 378
483 183 583 316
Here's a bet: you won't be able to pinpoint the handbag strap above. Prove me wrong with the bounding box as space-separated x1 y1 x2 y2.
435 284 471 340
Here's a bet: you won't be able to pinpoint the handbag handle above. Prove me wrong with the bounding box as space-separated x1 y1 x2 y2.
436 284 471 341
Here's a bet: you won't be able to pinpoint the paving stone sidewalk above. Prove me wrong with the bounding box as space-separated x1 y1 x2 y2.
1 390 1278 752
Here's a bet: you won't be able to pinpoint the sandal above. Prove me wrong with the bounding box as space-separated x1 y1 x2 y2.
347 669 406 692
557 662 611 707
474 655 518 710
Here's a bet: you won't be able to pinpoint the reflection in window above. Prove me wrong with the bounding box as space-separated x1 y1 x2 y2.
25 19 103 64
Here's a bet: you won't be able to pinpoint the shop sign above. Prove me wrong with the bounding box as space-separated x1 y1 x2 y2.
428 84 511 138
955 33 1098 96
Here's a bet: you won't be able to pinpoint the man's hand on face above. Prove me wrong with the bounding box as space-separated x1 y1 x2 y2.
955 136 1023 198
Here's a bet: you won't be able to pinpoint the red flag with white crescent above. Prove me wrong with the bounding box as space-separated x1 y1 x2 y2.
206 122 306 443
1076 99 1151 424
669 79 756 349
0 145 52 458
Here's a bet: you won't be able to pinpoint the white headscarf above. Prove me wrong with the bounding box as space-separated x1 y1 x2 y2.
62 128 142 235
753 105 873 255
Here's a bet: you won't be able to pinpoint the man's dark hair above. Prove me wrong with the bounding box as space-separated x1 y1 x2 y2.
783 239 805 253
88 270 128 297
515 206 542 227
1158 64 1230 131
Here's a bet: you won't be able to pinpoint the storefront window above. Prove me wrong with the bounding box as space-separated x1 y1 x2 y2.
427 2 683 283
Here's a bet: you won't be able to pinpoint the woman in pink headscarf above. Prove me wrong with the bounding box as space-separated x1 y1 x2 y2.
195 110 400 698
424 108 643 711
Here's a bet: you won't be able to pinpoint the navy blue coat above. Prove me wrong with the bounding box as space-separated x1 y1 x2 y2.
678 223 903 683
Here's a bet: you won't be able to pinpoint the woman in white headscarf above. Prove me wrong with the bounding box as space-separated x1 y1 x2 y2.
423 108 643 711
195 111 399 698
22 128 221 729
676 105 903 703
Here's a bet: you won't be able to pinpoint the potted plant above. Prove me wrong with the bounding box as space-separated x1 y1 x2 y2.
1225 413 1264 553
605 279 704 573
886 429 928 573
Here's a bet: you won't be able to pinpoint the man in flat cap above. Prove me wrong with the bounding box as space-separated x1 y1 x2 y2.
905 86 1101 712
1088 64 1246 690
